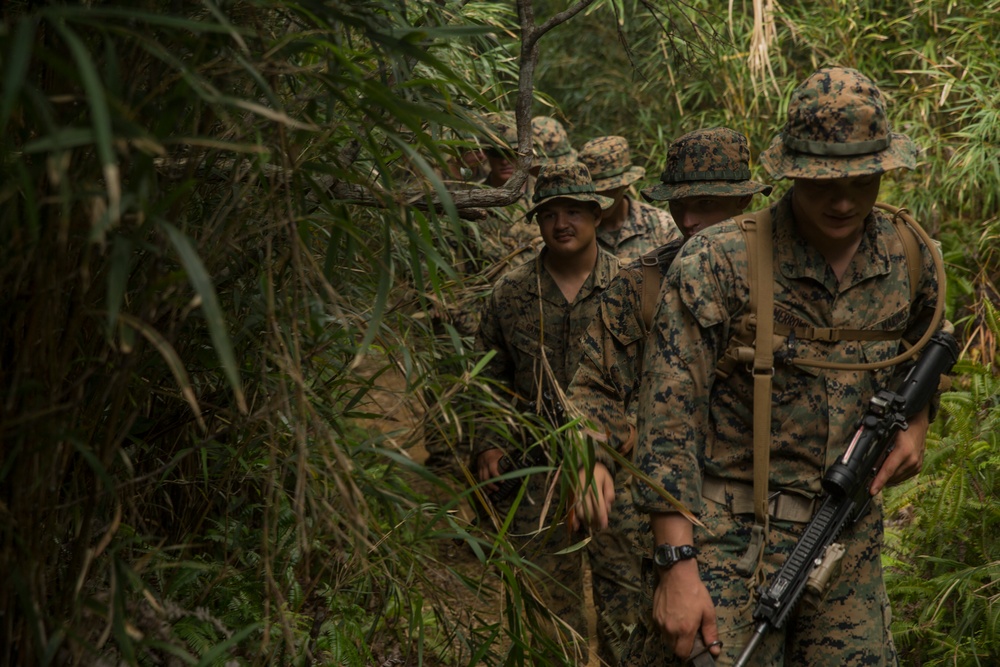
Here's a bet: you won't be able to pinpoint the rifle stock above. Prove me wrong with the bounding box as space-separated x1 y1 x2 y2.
733 330 958 667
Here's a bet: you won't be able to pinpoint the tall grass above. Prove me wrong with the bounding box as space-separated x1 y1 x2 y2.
0 1 543 663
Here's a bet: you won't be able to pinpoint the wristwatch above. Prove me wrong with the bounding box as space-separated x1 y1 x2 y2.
653 543 698 570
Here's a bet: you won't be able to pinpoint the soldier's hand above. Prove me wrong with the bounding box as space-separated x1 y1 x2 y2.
570 462 615 531
477 449 505 491
653 560 719 660
871 404 929 495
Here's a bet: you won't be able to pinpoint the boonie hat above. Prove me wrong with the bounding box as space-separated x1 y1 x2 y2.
526 161 613 220
642 128 772 202
481 111 519 153
760 66 918 179
579 136 646 191
531 116 578 167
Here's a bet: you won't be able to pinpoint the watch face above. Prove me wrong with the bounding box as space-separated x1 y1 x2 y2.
654 544 676 568
654 544 697 568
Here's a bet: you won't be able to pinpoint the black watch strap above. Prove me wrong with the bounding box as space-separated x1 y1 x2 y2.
654 543 698 570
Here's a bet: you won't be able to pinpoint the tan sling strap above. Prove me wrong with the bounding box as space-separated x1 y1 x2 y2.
730 208 773 578
886 202 922 305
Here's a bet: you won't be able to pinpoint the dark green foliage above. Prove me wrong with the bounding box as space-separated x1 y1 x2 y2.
0 0 529 663
884 349 1000 665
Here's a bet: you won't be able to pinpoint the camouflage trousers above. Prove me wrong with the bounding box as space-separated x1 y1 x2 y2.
587 466 645 665
621 489 899 667
497 468 590 664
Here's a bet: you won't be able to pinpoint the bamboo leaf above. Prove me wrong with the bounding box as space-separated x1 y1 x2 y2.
106 235 131 336
201 0 250 55
23 128 97 153
0 17 37 137
50 18 120 228
118 313 206 431
350 224 393 369
160 221 247 414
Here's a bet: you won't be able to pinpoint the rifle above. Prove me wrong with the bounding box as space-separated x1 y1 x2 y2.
733 330 958 667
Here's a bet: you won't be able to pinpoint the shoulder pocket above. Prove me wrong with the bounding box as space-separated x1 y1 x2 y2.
676 251 727 329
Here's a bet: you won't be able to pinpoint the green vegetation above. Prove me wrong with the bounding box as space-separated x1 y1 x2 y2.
0 0 996 665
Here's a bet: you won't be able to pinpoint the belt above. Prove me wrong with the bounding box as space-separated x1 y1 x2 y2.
702 475 817 524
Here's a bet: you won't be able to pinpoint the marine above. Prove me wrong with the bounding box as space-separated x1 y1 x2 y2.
475 160 619 662
579 135 682 262
567 128 771 666
626 67 945 666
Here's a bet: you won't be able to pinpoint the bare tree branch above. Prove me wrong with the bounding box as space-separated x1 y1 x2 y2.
330 181 489 220
528 0 596 49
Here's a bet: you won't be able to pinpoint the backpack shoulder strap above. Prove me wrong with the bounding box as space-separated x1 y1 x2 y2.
715 213 761 379
746 207 774 578
876 201 921 303
639 238 686 331
640 252 661 332
709 207 774 578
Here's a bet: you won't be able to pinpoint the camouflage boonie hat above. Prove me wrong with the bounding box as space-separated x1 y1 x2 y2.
481 111 519 153
760 66 918 179
642 127 772 202
525 161 613 220
579 136 645 191
531 116 578 167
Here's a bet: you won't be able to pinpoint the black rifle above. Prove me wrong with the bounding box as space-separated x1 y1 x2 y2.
733 330 958 667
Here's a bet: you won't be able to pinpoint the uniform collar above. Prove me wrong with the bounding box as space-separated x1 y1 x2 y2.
531 247 619 304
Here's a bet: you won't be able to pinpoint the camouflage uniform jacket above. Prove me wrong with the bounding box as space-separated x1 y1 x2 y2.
475 247 621 457
596 195 681 263
633 189 940 516
567 238 685 468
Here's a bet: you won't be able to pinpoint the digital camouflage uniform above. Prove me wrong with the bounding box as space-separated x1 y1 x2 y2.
567 128 770 665
580 135 682 262
626 68 939 666
475 161 618 659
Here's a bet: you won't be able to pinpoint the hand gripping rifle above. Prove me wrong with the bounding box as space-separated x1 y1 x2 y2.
733 330 958 667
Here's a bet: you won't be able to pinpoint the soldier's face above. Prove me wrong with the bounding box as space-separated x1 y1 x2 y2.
535 199 600 256
792 174 881 245
668 195 751 239
485 149 515 186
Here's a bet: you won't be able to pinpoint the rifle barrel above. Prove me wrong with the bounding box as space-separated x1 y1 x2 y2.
733 622 768 667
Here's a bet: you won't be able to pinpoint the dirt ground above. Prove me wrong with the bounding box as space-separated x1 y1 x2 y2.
363 358 601 666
